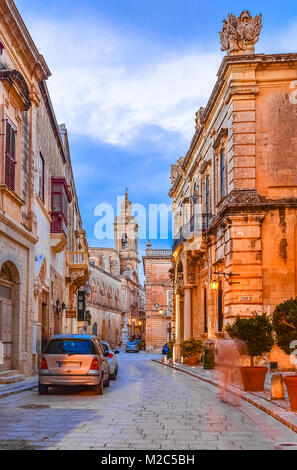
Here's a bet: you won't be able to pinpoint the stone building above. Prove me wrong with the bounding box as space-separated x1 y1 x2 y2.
33 106 89 367
86 191 145 345
143 241 172 351
0 0 88 381
169 11 297 366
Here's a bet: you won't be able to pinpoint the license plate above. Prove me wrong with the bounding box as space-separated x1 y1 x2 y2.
56 361 81 368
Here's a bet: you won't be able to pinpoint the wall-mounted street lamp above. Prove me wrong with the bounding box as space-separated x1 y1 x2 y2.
210 281 219 291
213 271 240 286
53 298 66 314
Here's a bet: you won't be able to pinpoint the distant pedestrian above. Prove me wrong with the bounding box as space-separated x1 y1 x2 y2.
215 338 246 406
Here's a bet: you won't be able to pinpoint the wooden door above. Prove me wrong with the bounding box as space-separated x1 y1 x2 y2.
0 298 13 370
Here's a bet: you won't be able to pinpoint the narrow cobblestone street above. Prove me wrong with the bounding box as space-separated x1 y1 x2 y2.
0 353 296 450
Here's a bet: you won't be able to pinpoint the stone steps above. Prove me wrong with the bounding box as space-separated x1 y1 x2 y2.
0 370 25 384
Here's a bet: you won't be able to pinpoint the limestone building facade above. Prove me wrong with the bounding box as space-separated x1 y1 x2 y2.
0 0 88 380
143 241 172 351
169 11 297 366
86 191 145 345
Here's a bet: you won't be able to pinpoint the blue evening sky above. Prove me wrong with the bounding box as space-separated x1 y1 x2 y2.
14 0 297 278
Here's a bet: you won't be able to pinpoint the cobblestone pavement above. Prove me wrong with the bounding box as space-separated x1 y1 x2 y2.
0 352 297 450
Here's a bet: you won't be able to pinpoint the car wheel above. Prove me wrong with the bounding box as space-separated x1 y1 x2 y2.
104 372 110 388
94 378 104 395
38 383 48 395
110 365 118 380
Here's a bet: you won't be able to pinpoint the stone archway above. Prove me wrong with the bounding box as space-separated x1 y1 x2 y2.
0 261 20 371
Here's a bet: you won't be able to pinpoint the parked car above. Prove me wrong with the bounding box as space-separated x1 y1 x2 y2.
162 344 169 355
125 342 140 353
101 340 119 380
38 335 110 395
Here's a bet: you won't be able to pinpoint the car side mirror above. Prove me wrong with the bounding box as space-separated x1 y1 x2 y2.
115 350 120 355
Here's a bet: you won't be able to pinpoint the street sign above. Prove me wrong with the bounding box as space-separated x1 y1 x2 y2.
66 308 77 319
77 291 86 322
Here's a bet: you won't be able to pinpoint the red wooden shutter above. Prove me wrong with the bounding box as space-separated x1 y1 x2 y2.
5 121 16 191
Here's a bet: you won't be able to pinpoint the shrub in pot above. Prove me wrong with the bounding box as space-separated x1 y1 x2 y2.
225 313 274 391
272 298 297 411
139 339 146 350
180 338 203 366
203 344 215 370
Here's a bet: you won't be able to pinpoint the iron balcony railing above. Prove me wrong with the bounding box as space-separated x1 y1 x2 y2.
172 213 212 252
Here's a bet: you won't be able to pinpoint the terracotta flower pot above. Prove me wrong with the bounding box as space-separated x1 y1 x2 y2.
188 356 197 366
284 375 297 411
240 366 268 392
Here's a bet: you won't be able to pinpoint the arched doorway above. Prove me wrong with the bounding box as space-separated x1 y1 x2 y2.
0 261 20 371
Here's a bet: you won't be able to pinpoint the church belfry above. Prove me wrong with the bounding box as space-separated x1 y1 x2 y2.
114 190 140 281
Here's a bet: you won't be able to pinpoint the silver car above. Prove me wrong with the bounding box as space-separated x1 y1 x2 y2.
101 340 119 380
39 334 110 395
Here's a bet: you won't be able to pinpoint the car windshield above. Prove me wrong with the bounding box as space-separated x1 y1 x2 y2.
45 339 97 355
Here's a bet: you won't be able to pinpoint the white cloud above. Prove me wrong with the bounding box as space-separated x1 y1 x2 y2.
25 16 221 146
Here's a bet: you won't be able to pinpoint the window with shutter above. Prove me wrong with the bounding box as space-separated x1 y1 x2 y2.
220 148 226 198
50 178 71 236
5 120 16 191
218 281 223 332
204 287 208 333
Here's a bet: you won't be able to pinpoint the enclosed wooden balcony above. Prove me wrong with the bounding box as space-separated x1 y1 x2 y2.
68 251 89 269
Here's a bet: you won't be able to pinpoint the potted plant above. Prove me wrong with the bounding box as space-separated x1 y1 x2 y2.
225 313 274 392
180 337 203 366
203 341 215 370
272 298 297 411
139 339 146 350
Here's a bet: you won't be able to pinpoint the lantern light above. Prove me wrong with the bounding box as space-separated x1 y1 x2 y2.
210 281 219 291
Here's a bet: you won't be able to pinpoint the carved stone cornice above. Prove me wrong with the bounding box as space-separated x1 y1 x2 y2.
0 69 31 110
213 128 228 150
225 85 259 105
0 0 51 81
207 189 297 234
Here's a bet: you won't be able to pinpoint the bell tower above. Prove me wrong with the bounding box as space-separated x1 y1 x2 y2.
114 190 140 281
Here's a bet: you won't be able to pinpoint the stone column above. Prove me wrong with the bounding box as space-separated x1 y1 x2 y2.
175 294 181 345
184 287 192 340
173 294 181 363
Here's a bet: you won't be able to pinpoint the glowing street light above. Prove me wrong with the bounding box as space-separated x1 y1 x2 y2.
210 280 219 291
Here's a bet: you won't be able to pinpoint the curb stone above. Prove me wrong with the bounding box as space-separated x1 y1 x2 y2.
0 379 38 400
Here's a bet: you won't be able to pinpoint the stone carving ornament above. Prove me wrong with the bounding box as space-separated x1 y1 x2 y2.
219 11 262 55
195 107 206 131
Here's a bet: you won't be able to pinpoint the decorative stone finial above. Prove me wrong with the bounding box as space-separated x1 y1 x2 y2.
219 10 262 56
120 189 132 216
195 107 205 131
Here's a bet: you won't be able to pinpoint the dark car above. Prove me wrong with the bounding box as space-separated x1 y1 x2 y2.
125 342 140 353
